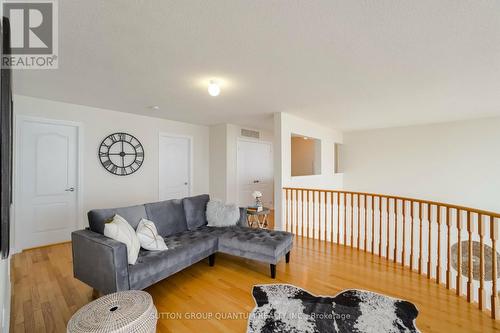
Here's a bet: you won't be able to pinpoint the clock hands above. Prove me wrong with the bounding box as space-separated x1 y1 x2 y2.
120 140 125 167
107 153 136 155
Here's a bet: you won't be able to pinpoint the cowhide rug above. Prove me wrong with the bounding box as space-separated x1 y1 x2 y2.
247 284 420 333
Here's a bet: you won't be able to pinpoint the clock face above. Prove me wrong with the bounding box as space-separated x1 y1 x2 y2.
99 133 144 176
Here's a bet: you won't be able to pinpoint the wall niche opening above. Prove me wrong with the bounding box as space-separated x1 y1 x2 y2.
291 134 321 177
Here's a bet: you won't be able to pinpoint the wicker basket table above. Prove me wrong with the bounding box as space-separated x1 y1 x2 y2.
67 290 157 333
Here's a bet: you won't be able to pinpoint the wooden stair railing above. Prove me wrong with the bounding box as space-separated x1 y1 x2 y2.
282 187 500 320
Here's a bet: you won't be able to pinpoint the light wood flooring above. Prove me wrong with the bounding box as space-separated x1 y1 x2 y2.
10 235 500 332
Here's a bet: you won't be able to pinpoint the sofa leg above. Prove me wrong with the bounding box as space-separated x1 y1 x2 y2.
285 251 290 264
209 254 215 267
91 288 100 300
270 264 276 279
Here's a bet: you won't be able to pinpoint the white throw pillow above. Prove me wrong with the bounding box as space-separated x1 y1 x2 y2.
136 218 168 251
206 200 240 227
103 214 141 265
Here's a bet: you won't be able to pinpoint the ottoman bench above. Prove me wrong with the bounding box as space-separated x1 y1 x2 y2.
218 227 293 278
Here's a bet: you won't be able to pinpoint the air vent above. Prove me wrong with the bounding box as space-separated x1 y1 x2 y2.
241 129 260 139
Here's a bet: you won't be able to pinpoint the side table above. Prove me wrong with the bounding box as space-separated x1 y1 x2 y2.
246 207 270 229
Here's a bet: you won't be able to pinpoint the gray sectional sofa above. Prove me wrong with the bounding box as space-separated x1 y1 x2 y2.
71 194 293 295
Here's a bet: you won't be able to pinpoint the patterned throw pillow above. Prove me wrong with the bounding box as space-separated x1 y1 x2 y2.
136 218 168 251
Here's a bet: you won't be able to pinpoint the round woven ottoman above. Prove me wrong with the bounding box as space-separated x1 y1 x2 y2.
67 290 157 333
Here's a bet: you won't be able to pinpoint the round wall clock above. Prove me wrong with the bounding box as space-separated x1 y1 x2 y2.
99 133 144 176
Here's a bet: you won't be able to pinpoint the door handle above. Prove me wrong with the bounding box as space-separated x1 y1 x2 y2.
65 187 75 192
253 180 260 184
184 182 188 185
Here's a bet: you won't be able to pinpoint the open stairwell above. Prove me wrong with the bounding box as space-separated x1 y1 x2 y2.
283 187 500 321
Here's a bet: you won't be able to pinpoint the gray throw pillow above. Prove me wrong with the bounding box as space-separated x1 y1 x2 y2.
144 200 188 237
182 194 210 230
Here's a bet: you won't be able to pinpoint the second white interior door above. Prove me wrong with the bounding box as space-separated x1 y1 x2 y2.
237 139 273 208
159 134 191 200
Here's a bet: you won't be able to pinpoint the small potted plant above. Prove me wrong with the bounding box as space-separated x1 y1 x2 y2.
252 191 263 212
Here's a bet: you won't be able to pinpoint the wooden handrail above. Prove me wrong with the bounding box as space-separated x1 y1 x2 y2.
282 187 500 320
283 187 500 218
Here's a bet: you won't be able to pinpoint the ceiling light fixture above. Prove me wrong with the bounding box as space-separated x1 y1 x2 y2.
149 105 160 111
208 80 221 97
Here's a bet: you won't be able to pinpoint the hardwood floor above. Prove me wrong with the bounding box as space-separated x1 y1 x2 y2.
10 236 500 332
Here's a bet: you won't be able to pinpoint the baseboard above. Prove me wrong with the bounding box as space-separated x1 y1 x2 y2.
0 256 11 333
22 241 70 252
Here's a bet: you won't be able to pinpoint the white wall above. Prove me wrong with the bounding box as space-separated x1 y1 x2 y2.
274 112 343 230
225 124 240 203
209 124 227 201
342 117 500 213
13 95 210 249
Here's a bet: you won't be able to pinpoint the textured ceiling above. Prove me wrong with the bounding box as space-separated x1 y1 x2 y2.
14 1 500 131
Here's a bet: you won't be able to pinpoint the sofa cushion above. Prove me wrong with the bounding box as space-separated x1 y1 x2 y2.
183 194 210 230
218 227 293 258
128 227 219 290
88 204 147 234
145 200 188 237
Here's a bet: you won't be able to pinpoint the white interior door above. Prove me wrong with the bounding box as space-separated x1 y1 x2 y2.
237 139 273 208
159 134 191 200
16 118 80 250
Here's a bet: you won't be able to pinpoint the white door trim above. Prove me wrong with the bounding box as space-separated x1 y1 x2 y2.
158 132 193 200
13 115 84 252
236 137 274 207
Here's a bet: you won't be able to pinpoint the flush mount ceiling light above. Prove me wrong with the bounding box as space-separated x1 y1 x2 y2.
208 80 221 97
149 105 160 111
